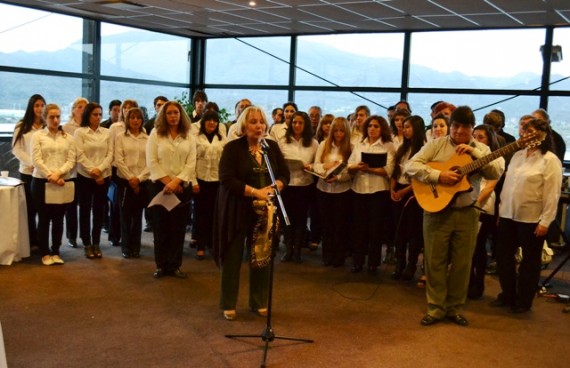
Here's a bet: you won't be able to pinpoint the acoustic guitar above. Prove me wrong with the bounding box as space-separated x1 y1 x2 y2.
411 130 545 213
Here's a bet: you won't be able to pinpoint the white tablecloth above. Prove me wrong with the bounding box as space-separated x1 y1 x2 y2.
0 321 7 368
0 184 30 265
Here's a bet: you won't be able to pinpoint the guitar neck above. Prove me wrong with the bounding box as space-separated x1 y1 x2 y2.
459 141 520 175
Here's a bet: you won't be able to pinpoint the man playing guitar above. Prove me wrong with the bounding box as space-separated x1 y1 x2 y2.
405 105 505 327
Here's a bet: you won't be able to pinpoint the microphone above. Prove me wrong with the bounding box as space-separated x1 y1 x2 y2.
260 137 270 151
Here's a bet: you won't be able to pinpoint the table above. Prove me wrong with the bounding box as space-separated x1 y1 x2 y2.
0 184 30 265
0 321 7 368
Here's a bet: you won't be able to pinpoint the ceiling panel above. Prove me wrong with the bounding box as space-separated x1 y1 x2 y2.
1 0 568 38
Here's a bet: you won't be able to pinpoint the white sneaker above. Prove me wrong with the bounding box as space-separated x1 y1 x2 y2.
41 255 54 266
51 255 64 265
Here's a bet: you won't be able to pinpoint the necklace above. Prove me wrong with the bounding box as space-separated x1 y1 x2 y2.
249 144 262 165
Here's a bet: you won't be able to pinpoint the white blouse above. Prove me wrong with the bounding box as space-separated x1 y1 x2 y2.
395 149 412 185
12 124 43 175
195 133 226 182
313 141 351 194
349 138 396 194
499 149 562 228
114 131 150 182
31 128 76 180
62 118 80 136
146 130 197 186
278 136 318 187
74 126 113 179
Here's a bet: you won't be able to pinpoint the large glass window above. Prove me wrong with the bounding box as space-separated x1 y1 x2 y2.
296 34 404 87
205 89 288 122
294 91 400 120
99 81 188 120
101 23 191 83
205 37 290 85
550 27 570 91
407 93 540 137
409 29 545 90
0 72 83 135
0 3 84 73
545 96 570 160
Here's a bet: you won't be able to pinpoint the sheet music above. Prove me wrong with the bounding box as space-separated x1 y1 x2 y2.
147 191 181 212
45 182 75 204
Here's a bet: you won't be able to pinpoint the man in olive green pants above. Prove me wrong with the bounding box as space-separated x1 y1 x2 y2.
405 106 504 326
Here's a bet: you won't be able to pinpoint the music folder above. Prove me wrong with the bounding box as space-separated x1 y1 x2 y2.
361 152 387 168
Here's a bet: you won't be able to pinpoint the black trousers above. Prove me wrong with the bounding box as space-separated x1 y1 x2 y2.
194 179 219 251
282 185 312 249
496 218 544 309
31 178 67 257
470 213 496 294
77 174 110 246
117 177 148 254
65 178 78 242
308 182 322 244
352 190 391 268
392 185 423 270
150 181 192 272
19 172 38 247
317 189 351 264
107 168 122 245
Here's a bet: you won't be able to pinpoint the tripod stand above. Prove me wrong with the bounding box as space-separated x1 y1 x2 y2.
225 139 313 368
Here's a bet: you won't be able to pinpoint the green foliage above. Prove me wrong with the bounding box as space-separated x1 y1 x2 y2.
175 91 194 117
174 91 230 123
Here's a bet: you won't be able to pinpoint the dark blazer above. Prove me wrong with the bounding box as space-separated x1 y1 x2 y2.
213 136 289 266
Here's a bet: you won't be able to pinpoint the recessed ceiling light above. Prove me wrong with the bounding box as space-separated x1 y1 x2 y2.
249 1 256 6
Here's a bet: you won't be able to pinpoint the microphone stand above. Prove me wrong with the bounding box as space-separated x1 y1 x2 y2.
225 139 314 368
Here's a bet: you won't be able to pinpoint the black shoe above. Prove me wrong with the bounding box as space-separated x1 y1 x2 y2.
351 265 363 273
401 265 417 281
84 245 95 259
131 252 140 258
153 269 164 279
93 244 102 258
67 239 78 248
102 226 109 234
172 269 187 279
420 314 441 326
110 241 120 247
467 286 484 300
447 314 468 326
508 306 530 314
489 297 510 308
122 252 131 259
143 224 152 233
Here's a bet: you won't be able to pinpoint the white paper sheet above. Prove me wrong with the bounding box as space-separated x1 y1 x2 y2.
147 191 181 212
45 182 75 204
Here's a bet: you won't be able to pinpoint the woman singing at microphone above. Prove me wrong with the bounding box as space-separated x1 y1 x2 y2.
213 106 289 321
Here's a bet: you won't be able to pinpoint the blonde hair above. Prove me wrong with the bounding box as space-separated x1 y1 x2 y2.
69 97 89 121
320 117 352 163
238 106 269 136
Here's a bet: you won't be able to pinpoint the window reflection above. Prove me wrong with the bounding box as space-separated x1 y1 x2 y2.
205 37 290 85
0 3 83 73
410 29 545 89
101 23 191 83
296 34 404 88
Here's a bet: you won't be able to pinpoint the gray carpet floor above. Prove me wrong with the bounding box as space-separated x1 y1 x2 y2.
1 229 569 368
